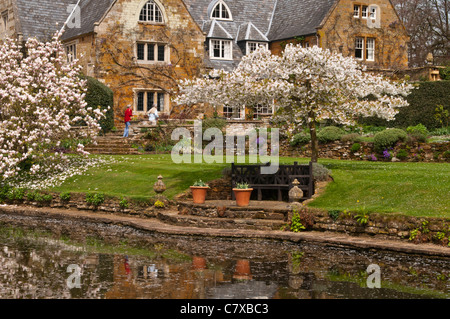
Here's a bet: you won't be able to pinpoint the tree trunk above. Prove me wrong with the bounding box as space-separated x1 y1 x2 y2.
308 117 319 163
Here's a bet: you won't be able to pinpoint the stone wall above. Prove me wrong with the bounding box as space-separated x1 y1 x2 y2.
281 140 450 162
0 0 16 41
293 206 450 247
68 0 206 127
318 0 409 70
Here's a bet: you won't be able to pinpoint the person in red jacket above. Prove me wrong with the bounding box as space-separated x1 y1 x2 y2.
123 105 132 137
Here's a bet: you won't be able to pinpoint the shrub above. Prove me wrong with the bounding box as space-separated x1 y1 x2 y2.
7 188 25 201
317 126 345 143
85 193 105 207
373 128 407 153
341 133 362 143
396 149 408 160
328 210 341 221
119 198 129 209
202 117 227 132
290 132 311 146
81 75 114 134
440 66 450 80
406 124 429 142
60 192 71 202
358 81 450 129
0 185 11 202
312 163 331 182
350 143 361 153
290 212 306 232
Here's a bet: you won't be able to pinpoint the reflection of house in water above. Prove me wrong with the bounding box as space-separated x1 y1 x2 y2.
104 255 229 299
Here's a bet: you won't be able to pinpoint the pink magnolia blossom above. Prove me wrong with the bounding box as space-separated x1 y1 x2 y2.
0 33 104 180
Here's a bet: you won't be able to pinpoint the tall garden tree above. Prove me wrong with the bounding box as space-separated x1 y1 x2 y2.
176 45 412 162
0 34 105 180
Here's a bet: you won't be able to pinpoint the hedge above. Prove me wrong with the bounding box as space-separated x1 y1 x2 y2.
82 75 114 133
359 80 450 130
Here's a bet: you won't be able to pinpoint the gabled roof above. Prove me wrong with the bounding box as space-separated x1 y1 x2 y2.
267 0 337 41
61 0 116 41
184 0 277 38
237 22 269 42
15 0 75 41
205 20 234 39
14 0 116 41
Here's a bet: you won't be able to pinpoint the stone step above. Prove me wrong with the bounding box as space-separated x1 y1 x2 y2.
177 201 288 221
157 211 286 231
85 134 142 154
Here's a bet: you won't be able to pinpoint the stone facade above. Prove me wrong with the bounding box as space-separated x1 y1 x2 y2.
0 0 17 41
3 0 412 124
317 0 409 70
63 0 206 127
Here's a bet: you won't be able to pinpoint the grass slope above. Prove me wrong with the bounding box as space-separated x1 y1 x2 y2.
51 155 449 217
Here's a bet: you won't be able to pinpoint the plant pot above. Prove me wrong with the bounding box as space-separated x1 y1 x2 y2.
190 186 209 204
233 188 253 207
233 259 252 280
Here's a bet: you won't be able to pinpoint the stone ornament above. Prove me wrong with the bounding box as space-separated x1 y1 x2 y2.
153 175 166 194
288 179 303 202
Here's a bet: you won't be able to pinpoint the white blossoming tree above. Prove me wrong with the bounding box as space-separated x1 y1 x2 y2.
176 44 413 162
0 34 104 181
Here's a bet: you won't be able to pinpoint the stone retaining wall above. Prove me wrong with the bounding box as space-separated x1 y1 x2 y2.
280 140 450 162
292 206 450 247
3 190 449 248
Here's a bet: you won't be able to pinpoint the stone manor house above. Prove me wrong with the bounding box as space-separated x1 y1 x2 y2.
1 0 410 124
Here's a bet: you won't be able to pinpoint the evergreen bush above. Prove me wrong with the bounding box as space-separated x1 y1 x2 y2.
290 132 311 146
82 75 114 134
373 128 407 153
406 124 429 142
358 81 450 129
317 126 345 143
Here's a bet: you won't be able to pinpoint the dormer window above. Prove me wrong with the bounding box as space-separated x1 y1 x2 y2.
246 42 268 55
211 1 232 21
139 0 164 23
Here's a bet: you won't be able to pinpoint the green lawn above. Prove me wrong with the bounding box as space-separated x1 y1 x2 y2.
50 154 450 218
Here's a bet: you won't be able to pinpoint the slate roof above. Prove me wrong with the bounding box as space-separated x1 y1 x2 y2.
61 0 116 41
183 0 338 70
13 0 115 41
15 0 76 41
14 0 339 71
267 0 337 41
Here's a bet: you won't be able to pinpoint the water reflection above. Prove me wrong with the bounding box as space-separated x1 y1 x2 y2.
0 225 449 299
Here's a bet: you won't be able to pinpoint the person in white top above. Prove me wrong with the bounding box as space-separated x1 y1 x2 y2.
148 105 159 125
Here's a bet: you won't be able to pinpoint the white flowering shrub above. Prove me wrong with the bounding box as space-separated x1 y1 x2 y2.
175 44 413 161
0 34 105 181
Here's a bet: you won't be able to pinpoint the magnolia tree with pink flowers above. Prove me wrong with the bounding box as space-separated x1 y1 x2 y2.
0 34 105 181
176 44 413 162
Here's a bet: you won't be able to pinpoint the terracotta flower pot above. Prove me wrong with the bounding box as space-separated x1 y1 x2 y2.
233 259 252 280
190 186 209 204
233 188 253 207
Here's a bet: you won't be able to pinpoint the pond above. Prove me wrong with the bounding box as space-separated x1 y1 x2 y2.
0 218 449 300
